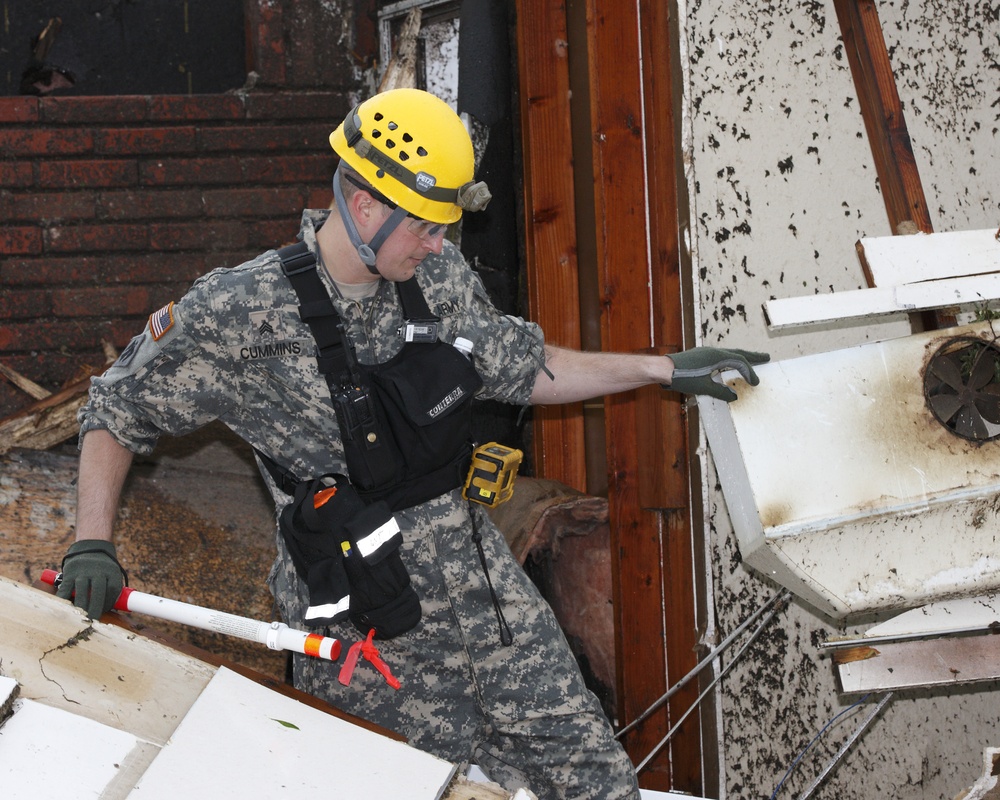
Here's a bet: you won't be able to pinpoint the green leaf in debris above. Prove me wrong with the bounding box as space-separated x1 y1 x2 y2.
271 718 300 730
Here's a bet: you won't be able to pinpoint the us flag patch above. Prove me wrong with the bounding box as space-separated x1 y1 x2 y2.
149 302 175 341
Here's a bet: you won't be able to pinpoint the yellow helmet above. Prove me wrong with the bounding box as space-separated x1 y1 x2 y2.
330 88 490 225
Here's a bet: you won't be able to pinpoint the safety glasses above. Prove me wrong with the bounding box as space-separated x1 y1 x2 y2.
405 217 446 239
342 171 447 240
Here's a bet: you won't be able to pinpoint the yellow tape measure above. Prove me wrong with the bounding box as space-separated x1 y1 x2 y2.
462 442 523 508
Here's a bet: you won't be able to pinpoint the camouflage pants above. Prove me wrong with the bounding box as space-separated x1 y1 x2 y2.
269 488 640 800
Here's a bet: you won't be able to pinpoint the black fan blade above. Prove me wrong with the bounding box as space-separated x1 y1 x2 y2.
974 385 1000 425
968 349 998 391
929 355 966 391
929 392 963 422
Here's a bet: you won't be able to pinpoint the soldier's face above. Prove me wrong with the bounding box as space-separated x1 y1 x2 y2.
374 208 446 282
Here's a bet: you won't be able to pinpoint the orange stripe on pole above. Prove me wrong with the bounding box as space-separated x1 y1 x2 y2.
304 633 323 658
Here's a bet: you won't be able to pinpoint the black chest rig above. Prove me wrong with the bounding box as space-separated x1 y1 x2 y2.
275 241 483 511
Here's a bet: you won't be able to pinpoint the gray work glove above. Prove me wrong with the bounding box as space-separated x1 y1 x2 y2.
56 539 127 619
665 347 770 402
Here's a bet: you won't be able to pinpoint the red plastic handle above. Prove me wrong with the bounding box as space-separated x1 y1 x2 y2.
40 568 60 586
39 569 131 611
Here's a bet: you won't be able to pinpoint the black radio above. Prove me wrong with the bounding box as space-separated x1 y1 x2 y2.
332 383 381 449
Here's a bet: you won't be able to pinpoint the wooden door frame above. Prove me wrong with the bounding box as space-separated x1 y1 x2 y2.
515 0 706 793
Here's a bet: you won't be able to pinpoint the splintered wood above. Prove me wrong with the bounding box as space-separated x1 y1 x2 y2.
0 350 115 456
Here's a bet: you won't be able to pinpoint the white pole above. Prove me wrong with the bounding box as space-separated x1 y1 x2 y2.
42 570 341 662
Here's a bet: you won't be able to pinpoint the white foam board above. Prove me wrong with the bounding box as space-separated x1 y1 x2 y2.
130 666 457 799
0 698 142 799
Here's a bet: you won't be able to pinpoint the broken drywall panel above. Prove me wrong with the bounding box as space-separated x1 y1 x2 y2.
0 574 216 746
857 228 1000 288
831 635 1000 693
763 272 1000 329
130 666 457 799
952 748 1000 800
878 0 1000 232
0 697 145 800
685 0 912 361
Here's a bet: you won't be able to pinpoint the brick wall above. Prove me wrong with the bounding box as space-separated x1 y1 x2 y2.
0 91 351 418
0 0 381 419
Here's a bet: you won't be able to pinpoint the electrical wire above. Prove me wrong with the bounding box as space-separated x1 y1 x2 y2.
795 692 893 800
617 589 791 741
769 691 893 800
633 593 791 773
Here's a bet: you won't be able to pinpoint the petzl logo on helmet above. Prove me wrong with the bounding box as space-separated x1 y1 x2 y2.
415 171 437 194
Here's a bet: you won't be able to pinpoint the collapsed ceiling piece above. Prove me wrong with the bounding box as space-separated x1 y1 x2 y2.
700 320 1000 621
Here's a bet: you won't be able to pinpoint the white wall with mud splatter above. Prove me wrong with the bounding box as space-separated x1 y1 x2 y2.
683 0 999 797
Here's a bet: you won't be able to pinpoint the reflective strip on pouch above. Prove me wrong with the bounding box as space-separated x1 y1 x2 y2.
304 596 350 622
356 517 401 559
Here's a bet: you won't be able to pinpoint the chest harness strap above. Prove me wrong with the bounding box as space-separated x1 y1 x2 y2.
257 240 437 496
277 240 439 379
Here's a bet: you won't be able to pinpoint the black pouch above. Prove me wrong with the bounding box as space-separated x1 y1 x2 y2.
342 502 421 639
282 474 421 639
278 476 353 627
344 340 482 510
366 339 482 473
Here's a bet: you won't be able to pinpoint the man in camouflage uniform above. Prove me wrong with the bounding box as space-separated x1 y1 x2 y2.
59 89 767 799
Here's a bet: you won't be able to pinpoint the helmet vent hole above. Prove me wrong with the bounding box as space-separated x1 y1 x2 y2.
402 133 413 143
388 121 398 130
416 146 428 157
376 169 385 178
399 152 409 161
374 113 384 121
386 139 396 149
371 129 382 139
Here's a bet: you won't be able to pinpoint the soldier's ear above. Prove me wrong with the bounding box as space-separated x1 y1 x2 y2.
351 189 380 227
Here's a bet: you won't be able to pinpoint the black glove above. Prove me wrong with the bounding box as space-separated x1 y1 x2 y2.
56 539 127 619
665 347 770 402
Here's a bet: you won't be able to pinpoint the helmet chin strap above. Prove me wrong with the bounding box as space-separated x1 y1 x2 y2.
332 164 409 275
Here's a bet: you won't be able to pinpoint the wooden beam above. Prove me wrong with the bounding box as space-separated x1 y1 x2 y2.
832 0 955 331
583 0 666 783
516 0 703 790
0 367 106 455
833 0 932 234
515 0 587 491
0 363 51 400
636 0 703 790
